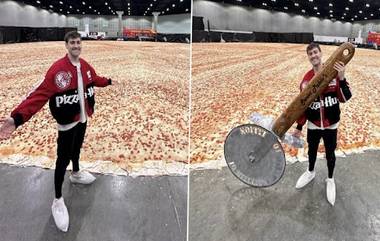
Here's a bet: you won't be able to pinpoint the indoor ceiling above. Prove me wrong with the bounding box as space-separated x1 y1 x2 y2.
209 0 380 22
17 0 191 16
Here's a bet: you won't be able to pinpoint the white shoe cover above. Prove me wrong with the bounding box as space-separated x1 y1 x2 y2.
69 170 96 184
51 197 69 232
295 170 315 189
326 178 336 206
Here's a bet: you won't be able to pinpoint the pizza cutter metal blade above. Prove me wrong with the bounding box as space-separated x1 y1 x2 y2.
225 124 285 187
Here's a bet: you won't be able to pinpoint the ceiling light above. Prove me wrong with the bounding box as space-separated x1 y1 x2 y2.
172 4 175 7
49 5 53 8
302 9 305 13
180 0 183 2
359 10 362 13
329 3 333 7
82 12 85 14
67 11 70 14
343 13 346 15
36 0 40 3
150 4 153 6
345 7 349 10
309 0 313 2
317 12 320 15
294 3 299 6
354 15 357 18
89 6 92 9
147 7 150 10
98 12 100 15
186 8 189 11
59 1 63 4
341 16 344 19
105 2 108 5
351 18 354 21
59 8 62 11
366 4 370 7
284 6 288 9
364 17 368 19
69 5 72 8
349 0 353 2
82 2 85 5
314 7 317 10
330 14 333 17
371 13 374 16
166 8 169 11
262 3 267 6
77 9 79 12
329 10 333 13
128 3 130 6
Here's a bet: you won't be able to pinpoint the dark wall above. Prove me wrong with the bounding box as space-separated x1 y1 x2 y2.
192 30 313 44
0 27 77 44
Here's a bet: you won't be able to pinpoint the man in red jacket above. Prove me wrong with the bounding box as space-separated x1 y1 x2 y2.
0 31 112 231
293 42 352 206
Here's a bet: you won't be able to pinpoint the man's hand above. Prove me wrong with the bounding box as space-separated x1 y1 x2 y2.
292 129 303 138
334 61 345 80
0 118 16 140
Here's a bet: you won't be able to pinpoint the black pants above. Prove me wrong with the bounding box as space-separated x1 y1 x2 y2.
55 122 87 198
307 128 337 178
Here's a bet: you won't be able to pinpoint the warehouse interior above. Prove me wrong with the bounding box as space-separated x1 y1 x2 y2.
0 0 191 42
193 0 380 47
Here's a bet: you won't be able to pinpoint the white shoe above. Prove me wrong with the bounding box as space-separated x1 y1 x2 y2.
51 197 69 232
326 178 336 206
69 170 96 184
295 170 315 189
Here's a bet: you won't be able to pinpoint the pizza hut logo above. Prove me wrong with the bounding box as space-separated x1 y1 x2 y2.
55 71 72 89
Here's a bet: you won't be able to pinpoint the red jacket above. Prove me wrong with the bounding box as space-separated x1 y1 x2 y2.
296 69 352 130
11 54 111 127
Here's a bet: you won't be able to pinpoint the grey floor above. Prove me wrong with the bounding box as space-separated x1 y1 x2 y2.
189 150 380 241
0 164 187 241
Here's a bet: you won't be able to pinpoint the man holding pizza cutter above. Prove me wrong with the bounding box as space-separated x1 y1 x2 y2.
0 31 112 231
293 42 352 206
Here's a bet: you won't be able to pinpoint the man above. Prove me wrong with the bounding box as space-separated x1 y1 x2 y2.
293 42 352 206
0 31 112 231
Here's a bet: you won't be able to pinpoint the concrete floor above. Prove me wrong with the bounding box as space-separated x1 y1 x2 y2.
189 150 380 241
0 164 187 241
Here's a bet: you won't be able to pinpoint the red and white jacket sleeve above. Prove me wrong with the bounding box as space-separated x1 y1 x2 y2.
88 64 111 87
10 70 56 128
337 78 352 103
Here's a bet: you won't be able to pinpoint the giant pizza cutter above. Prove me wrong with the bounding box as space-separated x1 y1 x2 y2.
224 42 355 187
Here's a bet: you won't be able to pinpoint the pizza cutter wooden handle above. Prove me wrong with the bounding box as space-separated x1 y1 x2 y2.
271 42 355 138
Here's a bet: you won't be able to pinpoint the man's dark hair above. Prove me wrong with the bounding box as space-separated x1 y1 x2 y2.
64 31 81 43
306 42 321 53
